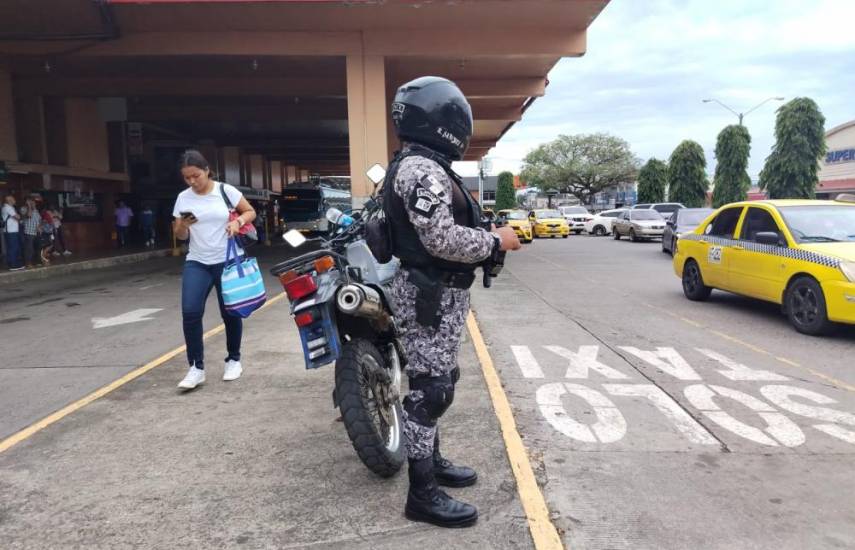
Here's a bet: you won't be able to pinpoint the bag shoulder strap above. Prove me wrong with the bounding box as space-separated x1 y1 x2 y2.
219 182 235 211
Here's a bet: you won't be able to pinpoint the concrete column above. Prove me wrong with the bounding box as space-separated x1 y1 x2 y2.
346 53 389 208
65 98 109 172
0 70 18 161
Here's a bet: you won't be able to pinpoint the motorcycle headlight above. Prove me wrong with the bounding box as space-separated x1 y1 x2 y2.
840 261 855 283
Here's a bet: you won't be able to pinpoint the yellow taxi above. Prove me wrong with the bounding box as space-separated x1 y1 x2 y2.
528 209 570 238
674 197 855 335
497 209 533 243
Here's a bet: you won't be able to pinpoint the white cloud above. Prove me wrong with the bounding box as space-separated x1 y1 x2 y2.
474 0 855 179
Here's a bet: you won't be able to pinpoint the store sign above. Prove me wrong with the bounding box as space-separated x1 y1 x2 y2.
127 123 144 156
826 148 855 164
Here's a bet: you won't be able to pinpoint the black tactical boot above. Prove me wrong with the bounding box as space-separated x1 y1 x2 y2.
433 431 478 488
405 457 478 528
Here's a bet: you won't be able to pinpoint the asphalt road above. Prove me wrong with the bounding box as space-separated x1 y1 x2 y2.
471 233 855 550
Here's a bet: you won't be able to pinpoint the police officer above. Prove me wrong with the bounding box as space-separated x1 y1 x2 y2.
384 76 521 528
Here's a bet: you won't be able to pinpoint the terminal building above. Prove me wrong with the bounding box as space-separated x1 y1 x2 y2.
0 0 610 253
816 120 855 199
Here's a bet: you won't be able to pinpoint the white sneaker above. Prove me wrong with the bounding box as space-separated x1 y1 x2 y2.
223 359 243 381
178 365 205 389
63 250 72 256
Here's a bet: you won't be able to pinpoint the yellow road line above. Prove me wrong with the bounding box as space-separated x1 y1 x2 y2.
466 311 565 550
0 292 288 455
642 302 855 393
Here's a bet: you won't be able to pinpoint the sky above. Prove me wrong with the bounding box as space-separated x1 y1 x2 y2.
455 0 855 182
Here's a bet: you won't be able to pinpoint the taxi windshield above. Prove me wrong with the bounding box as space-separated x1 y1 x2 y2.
537 210 562 219
779 205 855 242
505 211 528 220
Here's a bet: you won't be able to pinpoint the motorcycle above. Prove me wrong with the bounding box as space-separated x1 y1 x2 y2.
270 200 406 477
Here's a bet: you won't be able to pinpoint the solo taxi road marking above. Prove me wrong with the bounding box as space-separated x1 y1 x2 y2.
0 292 288 455
467 311 565 550
643 302 855 393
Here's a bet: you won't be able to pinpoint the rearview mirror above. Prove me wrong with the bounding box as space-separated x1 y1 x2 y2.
755 231 782 246
283 229 307 248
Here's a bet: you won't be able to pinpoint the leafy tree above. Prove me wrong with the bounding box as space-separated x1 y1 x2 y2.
520 133 639 206
637 159 668 203
668 140 708 208
495 171 517 211
712 124 752 207
759 97 826 199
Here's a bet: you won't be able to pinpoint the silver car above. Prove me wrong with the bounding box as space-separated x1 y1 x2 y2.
661 207 714 255
612 209 667 241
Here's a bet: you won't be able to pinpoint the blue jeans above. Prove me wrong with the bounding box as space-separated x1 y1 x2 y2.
4 232 21 268
116 225 129 247
181 260 242 370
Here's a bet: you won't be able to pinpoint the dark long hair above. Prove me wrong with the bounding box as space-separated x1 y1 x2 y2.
179 149 211 175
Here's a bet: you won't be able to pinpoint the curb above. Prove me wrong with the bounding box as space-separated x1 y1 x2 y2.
0 248 173 286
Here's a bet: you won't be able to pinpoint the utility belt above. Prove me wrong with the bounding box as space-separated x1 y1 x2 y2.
403 266 476 329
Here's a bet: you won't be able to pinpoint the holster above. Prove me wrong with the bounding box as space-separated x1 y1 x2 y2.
406 267 444 329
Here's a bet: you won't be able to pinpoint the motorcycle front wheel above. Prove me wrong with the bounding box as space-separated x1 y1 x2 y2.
335 338 405 477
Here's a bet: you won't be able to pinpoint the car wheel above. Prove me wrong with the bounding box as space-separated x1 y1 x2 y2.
613 229 621 240
671 237 677 255
661 240 669 253
594 225 606 237
785 277 835 336
682 259 712 301
629 229 639 242
524 238 533 244
562 234 569 238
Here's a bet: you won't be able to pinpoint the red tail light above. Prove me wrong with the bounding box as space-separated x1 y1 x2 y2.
283 274 318 300
294 311 315 327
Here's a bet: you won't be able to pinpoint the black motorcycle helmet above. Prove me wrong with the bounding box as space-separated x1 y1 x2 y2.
391 76 473 161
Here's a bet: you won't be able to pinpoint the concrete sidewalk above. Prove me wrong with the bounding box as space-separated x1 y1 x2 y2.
0 297 532 549
0 247 172 285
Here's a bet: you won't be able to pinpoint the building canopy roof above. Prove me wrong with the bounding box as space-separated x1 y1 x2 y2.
1 0 609 172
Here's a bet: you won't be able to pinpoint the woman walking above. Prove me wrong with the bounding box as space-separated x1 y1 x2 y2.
172 150 256 390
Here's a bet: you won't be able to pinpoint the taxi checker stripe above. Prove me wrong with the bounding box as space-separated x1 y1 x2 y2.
680 234 842 268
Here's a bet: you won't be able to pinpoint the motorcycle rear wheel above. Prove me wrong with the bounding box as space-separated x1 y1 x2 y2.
335 338 405 477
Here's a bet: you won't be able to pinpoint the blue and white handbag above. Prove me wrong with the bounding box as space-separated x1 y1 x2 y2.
221 238 267 318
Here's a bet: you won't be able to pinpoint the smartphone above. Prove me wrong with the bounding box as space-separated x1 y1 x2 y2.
180 211 196 220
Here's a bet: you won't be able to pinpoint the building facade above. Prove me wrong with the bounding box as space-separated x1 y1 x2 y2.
0 0 610 253
817 120 855 199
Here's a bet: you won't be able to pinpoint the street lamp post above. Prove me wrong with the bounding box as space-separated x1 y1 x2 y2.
702 96 785 125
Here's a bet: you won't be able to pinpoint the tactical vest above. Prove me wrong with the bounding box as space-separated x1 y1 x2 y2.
383 145 483 273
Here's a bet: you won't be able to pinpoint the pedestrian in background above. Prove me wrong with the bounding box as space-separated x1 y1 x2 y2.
49 204 71 256
38 206 55 265
141 204 155 247
2 195 23 271
115 200 133 248
21 198 40 268
172 149 256 390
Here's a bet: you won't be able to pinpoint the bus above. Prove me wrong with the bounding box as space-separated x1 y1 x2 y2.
279 183 351 234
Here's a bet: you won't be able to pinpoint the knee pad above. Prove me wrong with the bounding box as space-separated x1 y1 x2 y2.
403 373 456 427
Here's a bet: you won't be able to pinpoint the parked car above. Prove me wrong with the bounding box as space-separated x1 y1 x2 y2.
497 209 534 243
528 209 570 238
673 197 855 335
558 206 593 234
633 202 686 219
613 209 667 241
662 208 714 255
585 208 628 236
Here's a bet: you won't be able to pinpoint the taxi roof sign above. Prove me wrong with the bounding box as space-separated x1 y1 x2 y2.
835 193 855 203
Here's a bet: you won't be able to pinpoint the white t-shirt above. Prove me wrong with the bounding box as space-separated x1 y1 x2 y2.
2 204 19 233
173 182 244 265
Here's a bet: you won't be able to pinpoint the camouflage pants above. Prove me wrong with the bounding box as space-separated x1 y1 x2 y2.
390 270 469 460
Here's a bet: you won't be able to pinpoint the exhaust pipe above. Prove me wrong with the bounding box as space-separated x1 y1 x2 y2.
337 283 385 320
